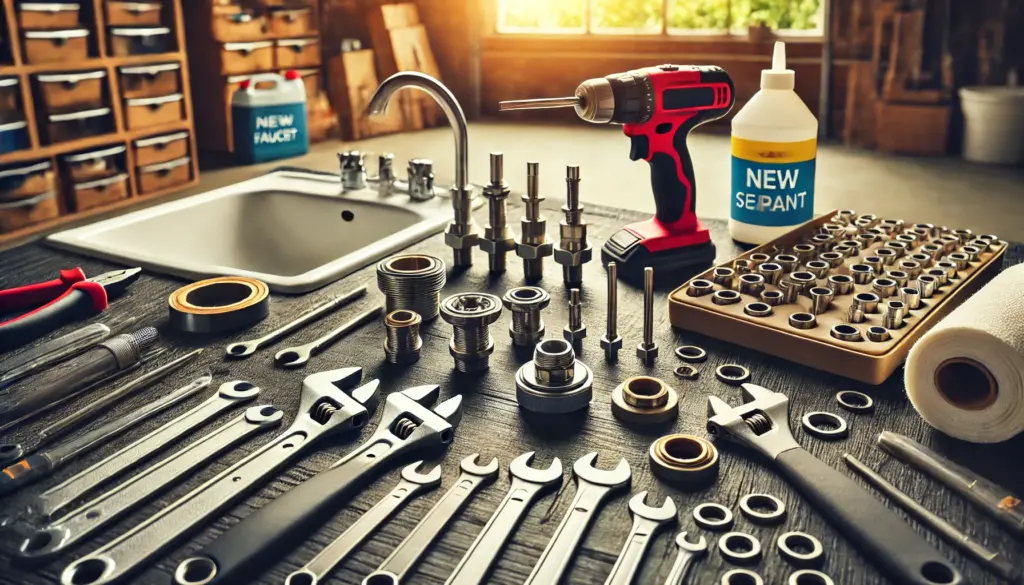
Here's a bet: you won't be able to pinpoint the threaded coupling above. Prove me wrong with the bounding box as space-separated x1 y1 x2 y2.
502 286 550 348
515 338 593 414
383 310 423 364
440 293 503 372
376 254 447 321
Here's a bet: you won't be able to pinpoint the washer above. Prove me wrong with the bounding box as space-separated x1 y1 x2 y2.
801 412 849 440
835 390 875 413
692 502 734 531
777 531 825 569
721 569 764 585
716 364 750 386
787 570 834 585
718 531 762 565
675 345 707 363
738 493 787 525
673 365 699 380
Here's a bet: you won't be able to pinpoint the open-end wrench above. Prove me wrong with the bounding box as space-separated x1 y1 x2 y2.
524 452 631 585
604 492 677 585
225 286 366 358
59 368 378 585
364 454 500 585
707 383 963 585
445 452 563 585
17 405 284 562
274 305 383 368
663 532 708 585
173 384 464 585
7 377 256 525
285 461 443 585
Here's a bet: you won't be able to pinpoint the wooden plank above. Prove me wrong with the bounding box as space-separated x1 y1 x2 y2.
843 61 878 148
882 8 926 100
389 23 442 126
326 49 405 141
874 100 950 155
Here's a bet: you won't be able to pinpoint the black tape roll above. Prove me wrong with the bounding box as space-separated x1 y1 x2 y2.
168 277 270 333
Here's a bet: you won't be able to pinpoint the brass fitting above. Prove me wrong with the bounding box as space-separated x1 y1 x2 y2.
516 161 553 281
611 376 678 426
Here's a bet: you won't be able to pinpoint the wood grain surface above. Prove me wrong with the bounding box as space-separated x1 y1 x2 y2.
0 193 1021 585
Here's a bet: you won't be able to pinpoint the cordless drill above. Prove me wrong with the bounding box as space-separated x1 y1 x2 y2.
500 65 735 285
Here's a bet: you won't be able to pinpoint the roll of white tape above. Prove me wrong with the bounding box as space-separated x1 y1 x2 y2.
905 263 1024 443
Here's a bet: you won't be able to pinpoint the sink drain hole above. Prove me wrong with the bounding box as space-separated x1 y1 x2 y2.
341 210 355 222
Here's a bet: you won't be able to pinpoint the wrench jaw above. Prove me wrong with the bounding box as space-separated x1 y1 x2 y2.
628 491 678 522
508 452 564 486
459 454 499 478
401 461 443 488
573 452 631 488
674 531 708 553
217 380 262 401
296 368 379 435
706 384 800 461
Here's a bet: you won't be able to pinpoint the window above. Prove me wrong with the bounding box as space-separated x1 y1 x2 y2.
496 0 822 36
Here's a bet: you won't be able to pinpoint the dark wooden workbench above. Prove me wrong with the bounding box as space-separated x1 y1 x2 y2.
0 196 1021 585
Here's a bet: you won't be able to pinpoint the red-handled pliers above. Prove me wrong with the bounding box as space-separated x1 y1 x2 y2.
0 267 142 352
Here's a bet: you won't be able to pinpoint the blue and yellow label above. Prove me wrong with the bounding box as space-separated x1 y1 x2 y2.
731 137 816 227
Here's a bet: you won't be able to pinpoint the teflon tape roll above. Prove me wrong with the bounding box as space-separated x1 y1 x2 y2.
905 263 1024 443
169 277 270 333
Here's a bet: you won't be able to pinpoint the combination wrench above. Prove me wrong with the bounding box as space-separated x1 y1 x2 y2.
603 492 677 585
523 452 631 585
172 384 465 585
707 383 963 585
285 461 443 585
363 454 500 585
274 305 383 368
662 532 707 585
7 377 256 525
17 405 283 562
59 367 379 585
225 286 366 358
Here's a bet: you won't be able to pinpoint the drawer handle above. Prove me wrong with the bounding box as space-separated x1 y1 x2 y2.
60 80 79 90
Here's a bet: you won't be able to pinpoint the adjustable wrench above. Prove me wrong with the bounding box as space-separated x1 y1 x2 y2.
604 492 676 585
707 383 963 585
17 405 283 562
11 377 256 524
364 454 499 585
285 461 443 585
524 452 631 585
445 452 563 585
59 367 378 585
173 384 465 585
663 532 708 585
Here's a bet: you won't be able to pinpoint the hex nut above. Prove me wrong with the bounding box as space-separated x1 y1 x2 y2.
553 245 593 266
600 335 623 353
515 339 593 414
636 342 659 363
516 241 554 260
673 365 699 380
612 377 678 425
444 229 480 250
478 236 516 254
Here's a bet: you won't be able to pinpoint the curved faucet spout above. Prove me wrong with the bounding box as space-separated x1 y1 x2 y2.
367 72 468 192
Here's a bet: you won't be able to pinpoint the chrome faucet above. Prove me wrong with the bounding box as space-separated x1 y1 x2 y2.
368 72 479 268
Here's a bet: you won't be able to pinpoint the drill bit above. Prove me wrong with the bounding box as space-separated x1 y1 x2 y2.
563 288 586 353
553 165 592 287
516 162 553 281
637 267 658 365
600 262 623 362
479 153 516 273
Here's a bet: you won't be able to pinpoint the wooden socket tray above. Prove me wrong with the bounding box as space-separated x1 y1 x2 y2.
668 211 1006 384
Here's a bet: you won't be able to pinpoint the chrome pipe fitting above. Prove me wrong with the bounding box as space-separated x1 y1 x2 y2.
938 236 959 255
733 258 753 274
502 286 551 348
789 312 816 330
961 245 982 261
900 287 922 310
553 165 592 287
827 274 855 295
945 253 970 271
885 270 909 288
516 161 554 281
897 260 921 279
479 152 517 273
810 233 833 250
866 325 891 342
804 260 831 279
788 272 817 295
760 290 784 306
687 279 715 297
830 324 863 342
853 292 880 314
953 228 973 244
883 240 909 258
406 158 436 201
339 150 368 191
935 260 959 281
792 244 816 264
809 287 835 315
758 262 783 285
564 287 587 353
779 279 802 304
384 310 423 364
850 264 874 284
748 253 771 269
920 243 943 260
712 289 742 306
908 253 932 269
871 278 898 299
713 266 736 289
818 252 844 268
738 273 766 296
744 302 773 318
875 248 898 266
916 275 938 298
863 256 883 274
515 339 594 414
882 300 906 330
774 254 799 273
896 233 918 246
440 293 503 372
926 268 949 287
847 303 866 324
377 254 447 321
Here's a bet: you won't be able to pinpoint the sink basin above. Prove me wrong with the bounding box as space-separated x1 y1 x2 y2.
47 169 477 293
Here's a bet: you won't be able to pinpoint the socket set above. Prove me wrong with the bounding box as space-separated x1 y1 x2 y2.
668 210 1006 384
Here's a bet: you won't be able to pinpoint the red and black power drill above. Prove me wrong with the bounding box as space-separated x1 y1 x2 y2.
500 65 735 285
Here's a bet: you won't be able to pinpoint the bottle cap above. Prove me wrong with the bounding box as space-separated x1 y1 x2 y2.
284 69 301 81
761 41 795 90
238 79 251 90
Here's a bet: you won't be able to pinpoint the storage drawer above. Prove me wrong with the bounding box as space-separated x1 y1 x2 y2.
63 144 125 182
268 8 312 37
212 13 265 42
221 41 274 75
284 67 319 97
106 2 162 27
109 27 171 56
37 70 106 113
0 190 59 232
212 2 242 16
134 131 188 166
47 107 111 143
124 93 183 130
119 62 180 99
23 29 89 64
18 3 80 30
0 120 30 154
0 77 20 116
0 161 54 202
275 38 319 69
70 173 128 211
137 156 189 194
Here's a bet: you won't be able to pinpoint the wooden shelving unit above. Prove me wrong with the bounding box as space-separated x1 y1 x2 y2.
0 0 198 243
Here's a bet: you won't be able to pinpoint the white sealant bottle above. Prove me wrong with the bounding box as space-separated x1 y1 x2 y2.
729 41 818 244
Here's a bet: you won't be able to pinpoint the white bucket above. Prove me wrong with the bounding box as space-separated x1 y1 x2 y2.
959 86 1024 164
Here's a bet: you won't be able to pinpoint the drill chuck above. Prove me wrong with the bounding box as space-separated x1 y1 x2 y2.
573 78 616 124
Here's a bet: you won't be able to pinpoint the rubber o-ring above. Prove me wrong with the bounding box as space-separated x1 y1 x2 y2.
738 493 787 525
718 531 762 565
777 531 825 569
692 502 734 531
722 569 764 585
836 390 875 413
716 364 750 386
801 412 849 440
787 570 834 585
675 345 707 363
674 365 699 380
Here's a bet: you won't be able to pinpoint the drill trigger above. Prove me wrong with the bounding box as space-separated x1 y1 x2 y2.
628 135 650 161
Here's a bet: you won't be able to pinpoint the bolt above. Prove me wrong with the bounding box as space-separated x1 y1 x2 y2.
553 165 592 287
563 288 586 353
600 262 622 362
479 152 517 273
502 286 551 348
637 267 658 365
440 293 503 372
516 161 553 281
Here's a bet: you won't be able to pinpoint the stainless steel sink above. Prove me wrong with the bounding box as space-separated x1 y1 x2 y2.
47 169 476 293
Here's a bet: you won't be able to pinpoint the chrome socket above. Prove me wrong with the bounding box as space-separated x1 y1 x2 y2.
926 267 949 287
919 243 943 259
912 222 937 237
855 232 877 247
884 270 909 288
875 248 898 266
738 273 766 297
804 260 830 279
826 274 855 295
908 253 932 269
810 233 833 250
760 290 784 306
961 245 982 261
818 252 844 268
866 326 890 342
820 223 846 238
879 218 905 234
897 260 921 279
953 228 973 244
854 218 874 232
757 262 783 285
945 253 970 271
916 275 938 298
871 278 898 298
850 264 874 284
938 236 959 254
384 310 424 364
779 279 802 304
687 279 714 297
440 293 503 372
858 213 879 226
853 292 880 314
882 300 906 330
847 303 866 324
900 287 922 310
748 252 771 269
910 227 931 241
713 267 736 289
935 260 959 281
502 286 551 348
744 302 773 318
830 324 863 342
833 243 859 259
809 287 835 315
515 339 594 414
712 289 742 306
789 312 817 330
792 244 816 264
896 233 918 246
733 258 753 274
863 255 883 274
774 254 799 273
788 272 817 295
883 240 910 258
836 209 857 224
377 254 447 321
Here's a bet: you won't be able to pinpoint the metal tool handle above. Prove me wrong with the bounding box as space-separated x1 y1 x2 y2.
307 305 381 351
523 485 606 585
663 551 697 585
446 479 540 585
604 518 655 585
776 447 962 585
0 322 110 390
227 287 366 355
